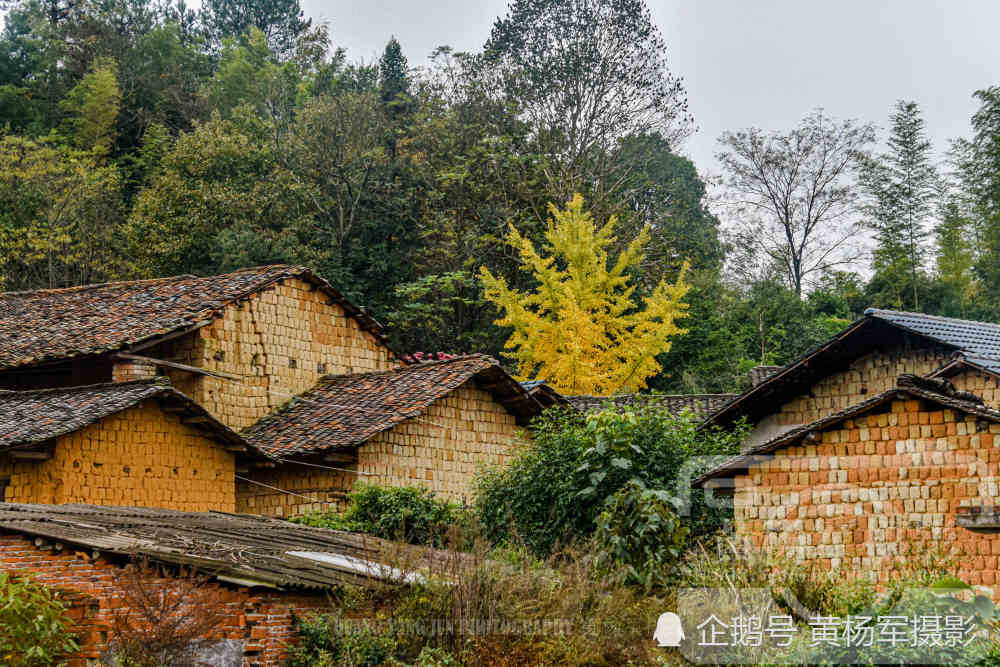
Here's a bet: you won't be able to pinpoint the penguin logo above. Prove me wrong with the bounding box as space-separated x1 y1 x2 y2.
653 611 684 647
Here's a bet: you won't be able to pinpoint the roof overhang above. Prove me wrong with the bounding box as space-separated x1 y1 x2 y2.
701 315 959 431
693 375 1000 487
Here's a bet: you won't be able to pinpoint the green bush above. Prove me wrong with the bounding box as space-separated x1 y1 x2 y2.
594 480 687 591
293 482 470 547
0 572 79 667
287 613 397 667
475 406 743 556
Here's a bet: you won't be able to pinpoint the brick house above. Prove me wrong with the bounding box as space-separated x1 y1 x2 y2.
696 309 1000 584
0 502 444 666
0 379 269 511
0 266 548 661
0 266 542 513
238 355 540 513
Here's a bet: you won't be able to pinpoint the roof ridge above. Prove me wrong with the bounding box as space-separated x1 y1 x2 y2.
318 354 496 383
694 378 1000 486
0 265 299 299
865 308 1000 331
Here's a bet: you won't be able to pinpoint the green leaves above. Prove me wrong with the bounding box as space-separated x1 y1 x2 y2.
594 480 688 592
475 405 742 557
0 573 78 666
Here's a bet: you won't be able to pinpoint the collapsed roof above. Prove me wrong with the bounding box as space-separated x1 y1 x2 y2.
0 503 455 589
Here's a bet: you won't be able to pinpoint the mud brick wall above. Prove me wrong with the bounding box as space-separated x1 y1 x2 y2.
949 368 1000 409
747 346 952 447
150 277 397 431
237 382 528 516
0 533 329 667
733 397 1000 587
0 402 235 512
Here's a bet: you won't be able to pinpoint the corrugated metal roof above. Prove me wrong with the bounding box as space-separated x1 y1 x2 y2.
0 503 458 590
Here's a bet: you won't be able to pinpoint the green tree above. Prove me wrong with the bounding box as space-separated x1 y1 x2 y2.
378 36 409 109
614 132 723 276
859 101 939 309
955 87 1000 307
201 0 309 57
0 135 124 289
478 0 692 203
935 199 977 315
59 56 121 155
125 110 307 277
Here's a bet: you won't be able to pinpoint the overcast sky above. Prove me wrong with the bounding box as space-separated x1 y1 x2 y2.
298 0 1000 179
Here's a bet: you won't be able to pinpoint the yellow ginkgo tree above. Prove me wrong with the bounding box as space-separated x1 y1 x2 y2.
479 193 690 396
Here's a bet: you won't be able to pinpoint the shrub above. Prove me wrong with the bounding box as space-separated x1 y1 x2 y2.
286 614 397 667
594 480 687 591
293 482 470 547
0 572 78 667
107 558 229 667
475 405 743 556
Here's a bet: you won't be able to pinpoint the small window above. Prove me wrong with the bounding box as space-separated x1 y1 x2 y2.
317 362 327 374
289 359 297 369
0 478 8 502
213 350 225 362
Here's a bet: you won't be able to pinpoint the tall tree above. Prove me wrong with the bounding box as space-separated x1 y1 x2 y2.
200 0 309 57
858 101 938 309
717 109 875 296
479 194 689 395
378 36 409 108
59 56 121 156
955 87 1000 304
935 199 976 315
478 0 692 203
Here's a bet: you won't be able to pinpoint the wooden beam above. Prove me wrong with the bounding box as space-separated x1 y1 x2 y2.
114 353 242 382
324 453 358 464
11 450 51 461
181 415 213 424
125 320 213 353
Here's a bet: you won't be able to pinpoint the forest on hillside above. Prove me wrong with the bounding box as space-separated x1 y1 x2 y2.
0 0 998 393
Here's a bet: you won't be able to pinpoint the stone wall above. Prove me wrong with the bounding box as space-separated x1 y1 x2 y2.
0 533 329 666
151 277 397 430
733 396 1000 587
745 346 951 447
237 381 528 516
0 403 236 512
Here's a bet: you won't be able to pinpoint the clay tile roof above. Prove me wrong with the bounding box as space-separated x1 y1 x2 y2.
704 308 1000 430
0 379 269 459
0 265 389 371
864 308 1000 357
0 502 461 590
565 393 737 415
693 373 1000 487
244 355 543 456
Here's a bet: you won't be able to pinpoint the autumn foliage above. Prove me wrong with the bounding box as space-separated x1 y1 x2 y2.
479 194 689 395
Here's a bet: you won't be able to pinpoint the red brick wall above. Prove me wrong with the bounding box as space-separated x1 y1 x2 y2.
0 533 330 666
732 397 1000 588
